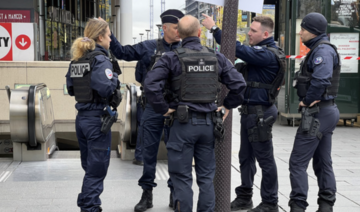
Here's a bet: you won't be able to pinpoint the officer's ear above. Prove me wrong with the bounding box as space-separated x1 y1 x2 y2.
197 28 201 38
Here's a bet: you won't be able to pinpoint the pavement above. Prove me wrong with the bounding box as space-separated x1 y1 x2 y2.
0 109 359 212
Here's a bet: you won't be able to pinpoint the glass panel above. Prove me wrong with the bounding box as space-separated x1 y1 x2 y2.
330 0 360 28
297 0 322 19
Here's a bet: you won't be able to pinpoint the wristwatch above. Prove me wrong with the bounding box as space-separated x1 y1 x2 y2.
210 25 219 34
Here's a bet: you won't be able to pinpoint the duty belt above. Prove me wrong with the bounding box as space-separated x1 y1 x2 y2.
238 105 272 115
173 110 208 119
317 99 335 108
77 110 106 117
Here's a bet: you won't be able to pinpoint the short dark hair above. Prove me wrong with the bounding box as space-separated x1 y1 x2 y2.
253 16 274 33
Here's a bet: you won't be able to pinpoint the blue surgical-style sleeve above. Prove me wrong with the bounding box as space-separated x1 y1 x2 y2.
213 29 275 66
303 45 336 105
90 55 119 98
217 53 247 109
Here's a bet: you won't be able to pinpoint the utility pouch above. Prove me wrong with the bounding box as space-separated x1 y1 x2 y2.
248 116 274 142
177 105 189 123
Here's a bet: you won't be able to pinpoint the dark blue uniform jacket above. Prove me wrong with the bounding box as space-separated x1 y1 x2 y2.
66 44 119 111
301 34 339 105
109 34 181 84
214 30 280 106
144 37 246 115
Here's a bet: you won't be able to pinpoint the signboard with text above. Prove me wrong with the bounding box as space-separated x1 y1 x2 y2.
330 33 359 73
0 23 34 61
0 10 31 23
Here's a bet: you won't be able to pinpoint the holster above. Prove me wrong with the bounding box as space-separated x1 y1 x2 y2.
101 106 118 134
212 109 225 140
247 105 274 142
299 106 322 140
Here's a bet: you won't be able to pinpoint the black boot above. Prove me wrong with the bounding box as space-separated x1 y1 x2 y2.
134 189 153 212
316 199 333 212
169 192 174 209
248 202 279 212
230 197 253 211
289 201 305 212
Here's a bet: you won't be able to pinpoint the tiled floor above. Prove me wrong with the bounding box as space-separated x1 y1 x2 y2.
0 109 359 212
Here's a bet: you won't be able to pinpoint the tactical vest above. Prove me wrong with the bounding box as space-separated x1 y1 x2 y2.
171 47 219 103
235 46 286 105
70 51 107 103
295 40 341 98
148 39 166 71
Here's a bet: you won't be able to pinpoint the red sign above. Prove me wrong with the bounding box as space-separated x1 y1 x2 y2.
0 10 31 23
0 23 13 61
15 34 31 50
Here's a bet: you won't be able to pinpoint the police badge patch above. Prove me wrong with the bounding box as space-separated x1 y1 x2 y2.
314 57 323 65
105 69 113 79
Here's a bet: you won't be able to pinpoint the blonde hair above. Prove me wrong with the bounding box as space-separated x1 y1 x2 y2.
71 18 109 61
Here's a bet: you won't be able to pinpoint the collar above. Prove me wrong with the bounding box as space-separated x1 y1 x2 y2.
304 33 328 49
94 44 109 56
254 37 276 47
162 38 180 48
181 37 202 48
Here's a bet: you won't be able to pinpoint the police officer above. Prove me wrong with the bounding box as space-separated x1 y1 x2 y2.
203 15 285 212
133 61 147 166
108 9 185 212
289 12 340 212
145 15 247 212
65 18 121 212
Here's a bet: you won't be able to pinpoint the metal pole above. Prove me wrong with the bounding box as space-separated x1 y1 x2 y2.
145 29 150 40
139 33 144 42
156 24 162 39
38 0 45 60
133 37 136 44
214 0 239 211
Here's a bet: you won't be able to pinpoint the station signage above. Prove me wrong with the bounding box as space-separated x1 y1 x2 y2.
0 23 34 61
0 10 31 23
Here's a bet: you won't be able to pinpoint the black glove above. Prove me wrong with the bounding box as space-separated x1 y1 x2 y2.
110 88 122 108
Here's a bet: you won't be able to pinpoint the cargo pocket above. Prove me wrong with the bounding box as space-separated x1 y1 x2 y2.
166 141 184 174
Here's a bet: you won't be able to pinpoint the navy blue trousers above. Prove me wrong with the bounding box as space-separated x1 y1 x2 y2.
236 104 279 205
289 104 339 209
76 111 111 212
167 114 216 212
138 104 172 190
135 102 144 161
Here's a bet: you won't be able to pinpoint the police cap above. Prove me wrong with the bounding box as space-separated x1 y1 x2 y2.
301 12 327 35
160 9 184 24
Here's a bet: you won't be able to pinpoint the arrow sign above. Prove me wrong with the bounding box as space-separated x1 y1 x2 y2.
15 34 31 50
19 38 27 46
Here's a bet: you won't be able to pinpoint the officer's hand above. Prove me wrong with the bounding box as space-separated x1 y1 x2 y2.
164 108 175 117
309 100 320 107
299 101 307 107
201 13 215 30
216 106 229 121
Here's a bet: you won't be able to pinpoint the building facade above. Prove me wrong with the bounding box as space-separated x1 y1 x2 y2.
0 0 121 61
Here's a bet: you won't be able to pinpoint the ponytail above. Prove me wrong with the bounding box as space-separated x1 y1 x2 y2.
70 37 96 61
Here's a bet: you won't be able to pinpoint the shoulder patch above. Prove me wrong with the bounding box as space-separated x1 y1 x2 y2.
105 69 113 79
253 46 262 50
314 57 323 65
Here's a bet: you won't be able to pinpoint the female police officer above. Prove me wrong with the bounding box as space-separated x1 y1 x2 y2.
65 18 121 212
